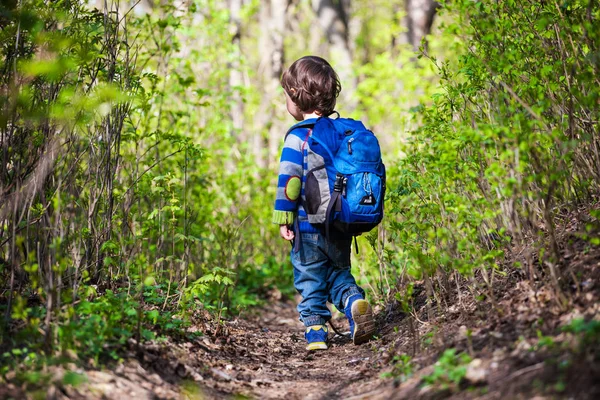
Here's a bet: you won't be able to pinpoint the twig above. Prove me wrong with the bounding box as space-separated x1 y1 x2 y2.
499 362 545 382
122 149 183 196
498 81 546 126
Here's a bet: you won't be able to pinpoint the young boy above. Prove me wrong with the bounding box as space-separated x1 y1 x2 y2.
272 55 376 351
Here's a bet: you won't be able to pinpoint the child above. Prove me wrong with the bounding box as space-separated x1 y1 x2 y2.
272 55 376 351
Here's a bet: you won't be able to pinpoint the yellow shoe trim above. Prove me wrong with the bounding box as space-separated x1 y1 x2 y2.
305 325 328 333
306 341 328 351
356 300 368 314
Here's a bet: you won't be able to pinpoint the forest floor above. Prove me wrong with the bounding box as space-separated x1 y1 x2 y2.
2 207 600 400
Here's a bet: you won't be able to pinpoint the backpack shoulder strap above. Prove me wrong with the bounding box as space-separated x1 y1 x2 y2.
284 119 317 140
284 112 342 139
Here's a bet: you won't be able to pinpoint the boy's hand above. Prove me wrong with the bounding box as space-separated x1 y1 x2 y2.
279 225 295 241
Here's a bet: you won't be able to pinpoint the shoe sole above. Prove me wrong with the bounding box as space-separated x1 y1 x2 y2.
351 299 376 345
306 341 328 351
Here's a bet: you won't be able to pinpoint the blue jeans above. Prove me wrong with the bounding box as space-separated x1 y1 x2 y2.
291 232 365 327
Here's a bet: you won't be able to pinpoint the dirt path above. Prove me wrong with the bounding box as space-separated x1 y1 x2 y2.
4 275 600 400
179 300 385 399
7 299 389 400
56 261 599 400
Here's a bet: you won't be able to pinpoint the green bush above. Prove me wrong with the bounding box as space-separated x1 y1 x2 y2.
385 0 600 293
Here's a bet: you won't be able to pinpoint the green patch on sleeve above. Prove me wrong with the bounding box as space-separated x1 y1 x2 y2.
272 210 295 225
285 176 301 201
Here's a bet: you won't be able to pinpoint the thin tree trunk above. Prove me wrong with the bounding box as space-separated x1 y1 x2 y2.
258 0 288 169
229 0 244 142
311 0 356 111
404 0 439 52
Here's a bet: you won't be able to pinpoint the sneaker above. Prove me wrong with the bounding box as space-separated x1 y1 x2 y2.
305 325 328 350
344 294 376 345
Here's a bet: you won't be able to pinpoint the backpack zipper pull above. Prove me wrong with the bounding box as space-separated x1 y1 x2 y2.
347 138 354 155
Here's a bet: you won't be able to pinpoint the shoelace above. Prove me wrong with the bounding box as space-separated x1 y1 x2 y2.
328 320 350 338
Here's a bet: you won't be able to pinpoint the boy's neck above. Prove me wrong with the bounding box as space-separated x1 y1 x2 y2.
302 112 322 120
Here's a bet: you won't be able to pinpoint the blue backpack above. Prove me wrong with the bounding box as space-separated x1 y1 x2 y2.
286 113 386 239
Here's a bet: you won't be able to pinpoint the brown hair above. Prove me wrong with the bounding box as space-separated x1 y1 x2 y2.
281 56 341 115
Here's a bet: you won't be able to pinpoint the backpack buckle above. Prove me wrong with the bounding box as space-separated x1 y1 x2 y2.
334 173 345 192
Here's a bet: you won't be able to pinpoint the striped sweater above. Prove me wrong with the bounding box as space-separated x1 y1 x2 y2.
272 119 320 233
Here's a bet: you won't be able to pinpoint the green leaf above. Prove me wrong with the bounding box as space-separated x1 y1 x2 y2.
144 276 156 286
63 371 88 386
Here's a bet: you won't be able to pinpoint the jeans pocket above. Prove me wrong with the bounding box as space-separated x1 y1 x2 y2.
301 233 319 245
292 233 321 264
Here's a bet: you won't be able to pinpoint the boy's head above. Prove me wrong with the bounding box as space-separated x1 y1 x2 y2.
281 56 341 117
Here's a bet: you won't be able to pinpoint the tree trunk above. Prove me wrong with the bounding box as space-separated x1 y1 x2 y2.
229 0 244 142
256 0 288 169
311 0 356 111
404 0 439 52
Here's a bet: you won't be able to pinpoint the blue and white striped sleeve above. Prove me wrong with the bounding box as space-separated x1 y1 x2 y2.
272 131 304 225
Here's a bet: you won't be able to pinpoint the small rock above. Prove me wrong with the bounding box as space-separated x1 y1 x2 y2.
88 370 115 384
418 385 434 396
90 382 114 396
465 358 487 384
147 373 162 385
190 370 204 382
489 331 503 339
511 338 532 357
380 351 392 364
585 293 594 302
5 370 16 381
211 368 232 382
277 318 298 326
492 348 506 360
458 325 469 339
